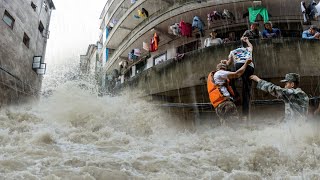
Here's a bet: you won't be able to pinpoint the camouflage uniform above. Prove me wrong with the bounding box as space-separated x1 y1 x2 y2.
256 73 309 121
215 100 239 123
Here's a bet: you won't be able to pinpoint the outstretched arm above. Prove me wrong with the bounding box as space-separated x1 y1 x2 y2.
250 75 289 99
227 59 252 79
242 37 253 51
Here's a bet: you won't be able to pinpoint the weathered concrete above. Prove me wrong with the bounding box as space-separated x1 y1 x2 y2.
103 0 304 73
80 44 97 76
120 38 320 104
0 0 54 105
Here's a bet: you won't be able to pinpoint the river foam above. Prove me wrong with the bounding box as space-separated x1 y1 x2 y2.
1 79 320 179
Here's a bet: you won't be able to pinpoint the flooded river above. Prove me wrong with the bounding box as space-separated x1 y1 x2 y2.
1 64 320 180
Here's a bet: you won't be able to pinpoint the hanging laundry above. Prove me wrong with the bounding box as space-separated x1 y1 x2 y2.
143 42 149 51
314 1 320 19
109 18 118 28
248 7 269 23
307 0 317 20
133 15 140 19
138 10 146 18
128 50 138 61
192 16 205 37
222 9 235 21
169 23 181 36
150 33 160 52
179 20 192 37
301 1 308 23
133 48 141 57
207 11 222 22
141 8 149 17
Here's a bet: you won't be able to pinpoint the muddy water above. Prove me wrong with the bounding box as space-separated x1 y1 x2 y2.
1 66 320 179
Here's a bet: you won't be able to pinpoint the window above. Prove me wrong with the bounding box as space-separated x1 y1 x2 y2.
154 53 167 66
2 10 15 29
38 21 44 34
23 33 30 48
31 2 37 11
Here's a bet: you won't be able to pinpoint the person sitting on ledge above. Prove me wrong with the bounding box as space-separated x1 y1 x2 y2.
204 30 223 47
302 25 320 40
223 32 236 43
242 22 262 40
262 21 281 38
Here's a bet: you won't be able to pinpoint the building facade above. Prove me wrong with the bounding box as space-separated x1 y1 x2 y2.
82 0 320 104
80 44 98 77
0 0 55 105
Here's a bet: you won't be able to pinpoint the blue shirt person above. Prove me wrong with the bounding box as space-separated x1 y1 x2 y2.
262 21 281 38
302 25 320 40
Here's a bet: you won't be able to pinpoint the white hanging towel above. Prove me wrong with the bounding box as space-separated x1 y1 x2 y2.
133 48 141 57
143 42 149 51
315 2 320 18
301 1 307 22
301 1 306 13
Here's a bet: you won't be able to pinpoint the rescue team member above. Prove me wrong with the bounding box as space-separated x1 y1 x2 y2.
250 73 309 121
207 59 252 124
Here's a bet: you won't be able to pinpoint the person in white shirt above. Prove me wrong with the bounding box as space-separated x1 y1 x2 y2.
208 60 252 123
204 30 223 47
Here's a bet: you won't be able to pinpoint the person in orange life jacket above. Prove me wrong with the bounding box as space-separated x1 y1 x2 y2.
207 59 252 123
221 37 254 120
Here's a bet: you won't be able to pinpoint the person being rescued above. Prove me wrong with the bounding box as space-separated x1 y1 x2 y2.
222 37 255 121
207 59 252 124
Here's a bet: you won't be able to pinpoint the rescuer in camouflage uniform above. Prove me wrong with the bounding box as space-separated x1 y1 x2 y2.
215 100 239 123
250 73 309 121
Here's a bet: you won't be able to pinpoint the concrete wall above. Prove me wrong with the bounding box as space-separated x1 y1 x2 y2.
0 0 54 105
104 0 305 73
120 38 320 103
80 45 98 77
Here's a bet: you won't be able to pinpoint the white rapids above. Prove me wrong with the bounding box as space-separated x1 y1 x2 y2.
0 64 320 180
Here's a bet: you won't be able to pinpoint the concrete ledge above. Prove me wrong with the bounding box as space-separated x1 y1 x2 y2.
118 38 320 103
104 0 259 71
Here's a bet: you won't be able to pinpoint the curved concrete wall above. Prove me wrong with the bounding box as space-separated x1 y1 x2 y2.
120 39 320 103
104 0 304 72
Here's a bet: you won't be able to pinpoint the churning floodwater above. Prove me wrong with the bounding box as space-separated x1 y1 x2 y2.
1 63 320 180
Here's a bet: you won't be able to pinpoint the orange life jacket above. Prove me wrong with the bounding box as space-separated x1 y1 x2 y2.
207 71 235 108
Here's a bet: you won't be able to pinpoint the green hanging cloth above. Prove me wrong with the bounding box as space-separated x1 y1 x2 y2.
248 7 269 23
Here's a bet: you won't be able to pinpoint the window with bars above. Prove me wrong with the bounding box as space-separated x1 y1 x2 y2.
23 33 30 48
2 10 15 29
39 21 44 34
31 2 37 11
